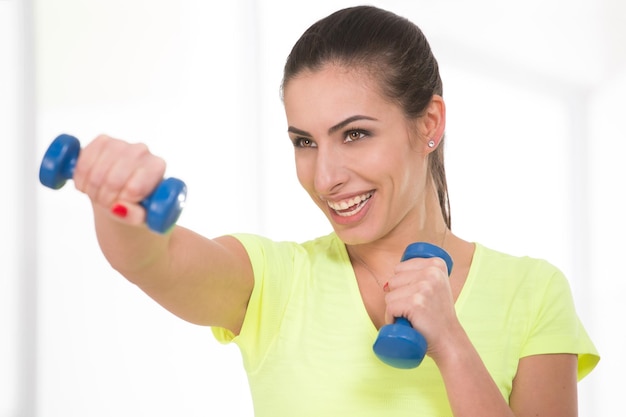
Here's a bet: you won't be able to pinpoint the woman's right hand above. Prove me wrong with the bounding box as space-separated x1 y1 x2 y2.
72 134 167 228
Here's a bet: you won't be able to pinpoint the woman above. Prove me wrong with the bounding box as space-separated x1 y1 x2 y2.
72 5 598 416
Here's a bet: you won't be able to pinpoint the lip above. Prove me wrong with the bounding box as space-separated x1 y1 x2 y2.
324 191 374 225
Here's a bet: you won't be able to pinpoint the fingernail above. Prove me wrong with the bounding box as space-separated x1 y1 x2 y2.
111 204 128 218
383 282 389 292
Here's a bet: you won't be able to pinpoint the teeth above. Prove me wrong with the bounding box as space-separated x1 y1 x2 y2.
327 192 372 216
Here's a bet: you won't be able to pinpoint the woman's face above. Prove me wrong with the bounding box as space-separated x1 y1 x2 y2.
283 64 437 245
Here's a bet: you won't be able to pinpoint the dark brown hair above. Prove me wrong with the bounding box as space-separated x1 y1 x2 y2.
282 6 451 228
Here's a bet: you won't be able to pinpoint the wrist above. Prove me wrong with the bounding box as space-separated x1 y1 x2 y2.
428 321 474 369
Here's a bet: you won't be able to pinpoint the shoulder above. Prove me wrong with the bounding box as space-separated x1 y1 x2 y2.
467 243 575 313
473 243 565 284
301 232 346 260
464 243 599 380
229 232 345 272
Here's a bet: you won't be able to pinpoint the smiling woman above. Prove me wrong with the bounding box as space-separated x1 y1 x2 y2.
35 3 605 417
224 7 596 416
39 4 597 417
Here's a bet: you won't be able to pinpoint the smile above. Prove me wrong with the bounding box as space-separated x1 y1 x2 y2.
327 192 373 217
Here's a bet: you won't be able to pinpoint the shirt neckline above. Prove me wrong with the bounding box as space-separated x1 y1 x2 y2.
336 238 482 337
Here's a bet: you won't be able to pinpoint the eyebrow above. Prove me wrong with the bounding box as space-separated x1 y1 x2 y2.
287 115 378 137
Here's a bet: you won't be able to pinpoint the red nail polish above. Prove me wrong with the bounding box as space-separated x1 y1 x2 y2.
111 204 128 218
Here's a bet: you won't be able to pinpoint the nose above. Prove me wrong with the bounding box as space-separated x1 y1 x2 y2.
313 143 348 195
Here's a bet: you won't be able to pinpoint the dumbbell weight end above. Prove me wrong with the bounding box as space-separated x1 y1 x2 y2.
39 133 80 190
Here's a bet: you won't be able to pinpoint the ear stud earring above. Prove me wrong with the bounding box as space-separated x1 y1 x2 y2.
427 140 435 148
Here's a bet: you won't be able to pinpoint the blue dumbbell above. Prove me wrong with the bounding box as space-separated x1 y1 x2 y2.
372 242 453 369
39 133 187 234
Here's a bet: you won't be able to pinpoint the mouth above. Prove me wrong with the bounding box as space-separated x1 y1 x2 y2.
326 191 373 217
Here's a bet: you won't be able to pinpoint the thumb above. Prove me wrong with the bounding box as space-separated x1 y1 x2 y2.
110 201 147 227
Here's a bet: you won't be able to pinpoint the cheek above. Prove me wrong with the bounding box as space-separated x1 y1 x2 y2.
392 151 428 192
294 155 313 189
370 149 412 181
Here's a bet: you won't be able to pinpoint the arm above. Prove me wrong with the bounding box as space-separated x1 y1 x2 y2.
385 258 579 417
510 354 578 416
433 324 578 417
74 135 254 334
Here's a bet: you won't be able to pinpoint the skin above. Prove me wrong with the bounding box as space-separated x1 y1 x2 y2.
72 62 578 417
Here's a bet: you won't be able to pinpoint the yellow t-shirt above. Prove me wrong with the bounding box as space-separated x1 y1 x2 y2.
213 233 599 417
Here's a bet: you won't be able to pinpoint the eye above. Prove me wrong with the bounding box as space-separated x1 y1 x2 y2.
344 129 368 143
292 137 316 148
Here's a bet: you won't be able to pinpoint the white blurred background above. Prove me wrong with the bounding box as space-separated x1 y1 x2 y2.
2 0 624 416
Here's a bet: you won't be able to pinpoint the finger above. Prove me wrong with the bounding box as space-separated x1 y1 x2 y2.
383 280 433 326
394 256 447 274
109 201 147 228
390 257 447 288
384 296 427 328
384 284 428 311
117 157 166 204
76 136 132 202
384 309 395 325
95 157 138 208
384 289 410 325
96 143 165 207
73 135 111 194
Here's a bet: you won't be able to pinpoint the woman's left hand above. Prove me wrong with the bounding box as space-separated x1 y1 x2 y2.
383 256 461 361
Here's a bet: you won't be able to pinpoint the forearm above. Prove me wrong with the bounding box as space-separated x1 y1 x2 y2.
92 204 173 285
90 203 254 330
432 324 515 417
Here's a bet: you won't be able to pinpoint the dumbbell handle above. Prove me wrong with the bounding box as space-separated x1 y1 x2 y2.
372 242 453 369
39 134 187 234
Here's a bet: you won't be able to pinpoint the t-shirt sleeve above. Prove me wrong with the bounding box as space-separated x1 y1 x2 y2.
520 263 600 381
211 233 300 372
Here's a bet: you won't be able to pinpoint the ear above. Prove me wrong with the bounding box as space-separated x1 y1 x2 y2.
419 95 446 153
